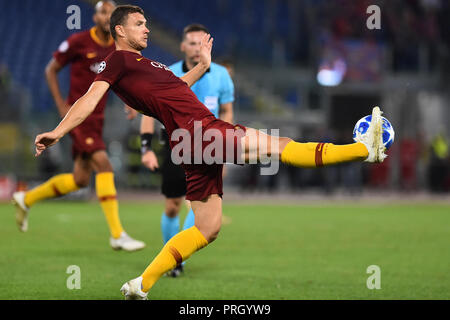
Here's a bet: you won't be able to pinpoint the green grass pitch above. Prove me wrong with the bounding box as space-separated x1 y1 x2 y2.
0 200 449 299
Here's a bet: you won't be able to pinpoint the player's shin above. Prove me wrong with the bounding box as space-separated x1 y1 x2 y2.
24 173 79 207
95 172 124 239
141 226 208 292
280 141 368 168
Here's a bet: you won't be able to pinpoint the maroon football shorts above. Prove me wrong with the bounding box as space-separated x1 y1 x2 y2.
182 119 247 201
69 115 106 159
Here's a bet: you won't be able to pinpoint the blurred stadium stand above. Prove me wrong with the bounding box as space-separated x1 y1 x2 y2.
0 0 178 113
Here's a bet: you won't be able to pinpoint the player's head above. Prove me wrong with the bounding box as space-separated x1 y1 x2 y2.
181 24 210 66
110 5 149 51
93 1 116 34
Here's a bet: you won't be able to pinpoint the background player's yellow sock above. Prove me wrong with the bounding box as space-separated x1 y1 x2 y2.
24 173 79 207
281 141 368 168
141 226 208 292
95 172 124 239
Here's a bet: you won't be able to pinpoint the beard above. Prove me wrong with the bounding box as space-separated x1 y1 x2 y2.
129 38 146 51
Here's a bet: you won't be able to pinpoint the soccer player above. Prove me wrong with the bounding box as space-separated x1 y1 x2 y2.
140 23 235 277
12 1 145 251
33 5 387 299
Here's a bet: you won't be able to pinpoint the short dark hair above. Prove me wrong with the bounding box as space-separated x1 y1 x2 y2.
110 5 145 40
182 23 209 40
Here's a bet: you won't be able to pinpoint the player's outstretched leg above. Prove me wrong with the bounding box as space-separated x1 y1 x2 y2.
243 106 386 168
12 173 80 232
90 151 145 252
120 194 221 300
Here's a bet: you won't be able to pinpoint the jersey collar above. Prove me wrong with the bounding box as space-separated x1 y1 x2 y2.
183 60 211 73
90 26 114 47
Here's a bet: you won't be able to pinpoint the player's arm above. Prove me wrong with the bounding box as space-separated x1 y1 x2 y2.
140 116 159 171
219 102 233 124
180 33 213 87
35 81 110 156
45 58 69 117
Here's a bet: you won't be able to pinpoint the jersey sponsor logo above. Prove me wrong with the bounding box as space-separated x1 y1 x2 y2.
94 61 106 74
86 52 97 59
151 61 171 72
58 40 69 53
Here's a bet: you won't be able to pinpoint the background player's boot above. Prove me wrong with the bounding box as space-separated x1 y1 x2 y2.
120 276 148 300
354 106 387 163
167 264 184 278
110 231 146 251
11 191 29 232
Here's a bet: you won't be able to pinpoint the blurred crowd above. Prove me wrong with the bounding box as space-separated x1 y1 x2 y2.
297 0 449 72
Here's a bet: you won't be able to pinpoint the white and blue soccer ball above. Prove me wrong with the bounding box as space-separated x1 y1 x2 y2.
352 115 395 150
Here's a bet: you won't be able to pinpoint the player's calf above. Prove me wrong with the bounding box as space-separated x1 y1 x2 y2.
140 225 209 293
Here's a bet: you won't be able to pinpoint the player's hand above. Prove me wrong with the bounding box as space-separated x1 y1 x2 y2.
35 131 61 157
124 105 138 120
199 33 213 69
141 150 159 171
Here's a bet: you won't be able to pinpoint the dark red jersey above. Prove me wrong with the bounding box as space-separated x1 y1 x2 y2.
54 27 115 117
94 50 215 145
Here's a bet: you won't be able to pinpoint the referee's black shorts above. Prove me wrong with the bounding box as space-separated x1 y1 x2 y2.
160 129 187 198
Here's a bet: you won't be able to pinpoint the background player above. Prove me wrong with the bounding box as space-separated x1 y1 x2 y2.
12 1 145 251
32 5 387 299
139 23 234 277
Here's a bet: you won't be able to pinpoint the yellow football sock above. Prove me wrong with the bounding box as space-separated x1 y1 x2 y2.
141 226 208 292
95 172 124 239
281 141 368 168
24 173 79 207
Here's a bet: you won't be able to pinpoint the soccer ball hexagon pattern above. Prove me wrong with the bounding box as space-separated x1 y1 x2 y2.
352 115 395 150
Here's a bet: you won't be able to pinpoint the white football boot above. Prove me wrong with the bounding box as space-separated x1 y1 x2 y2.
120 276 148 300
110 231 146 251
11 191 29 232
354 106 387 163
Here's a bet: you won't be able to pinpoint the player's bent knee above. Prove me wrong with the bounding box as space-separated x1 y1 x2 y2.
203 227 221 243
197 220 221 243
165 198 182 217
90 151 113 173
92 162 113 173
165 208 179 218
74 176 89 188
165 202 179 216
207 227 221 243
